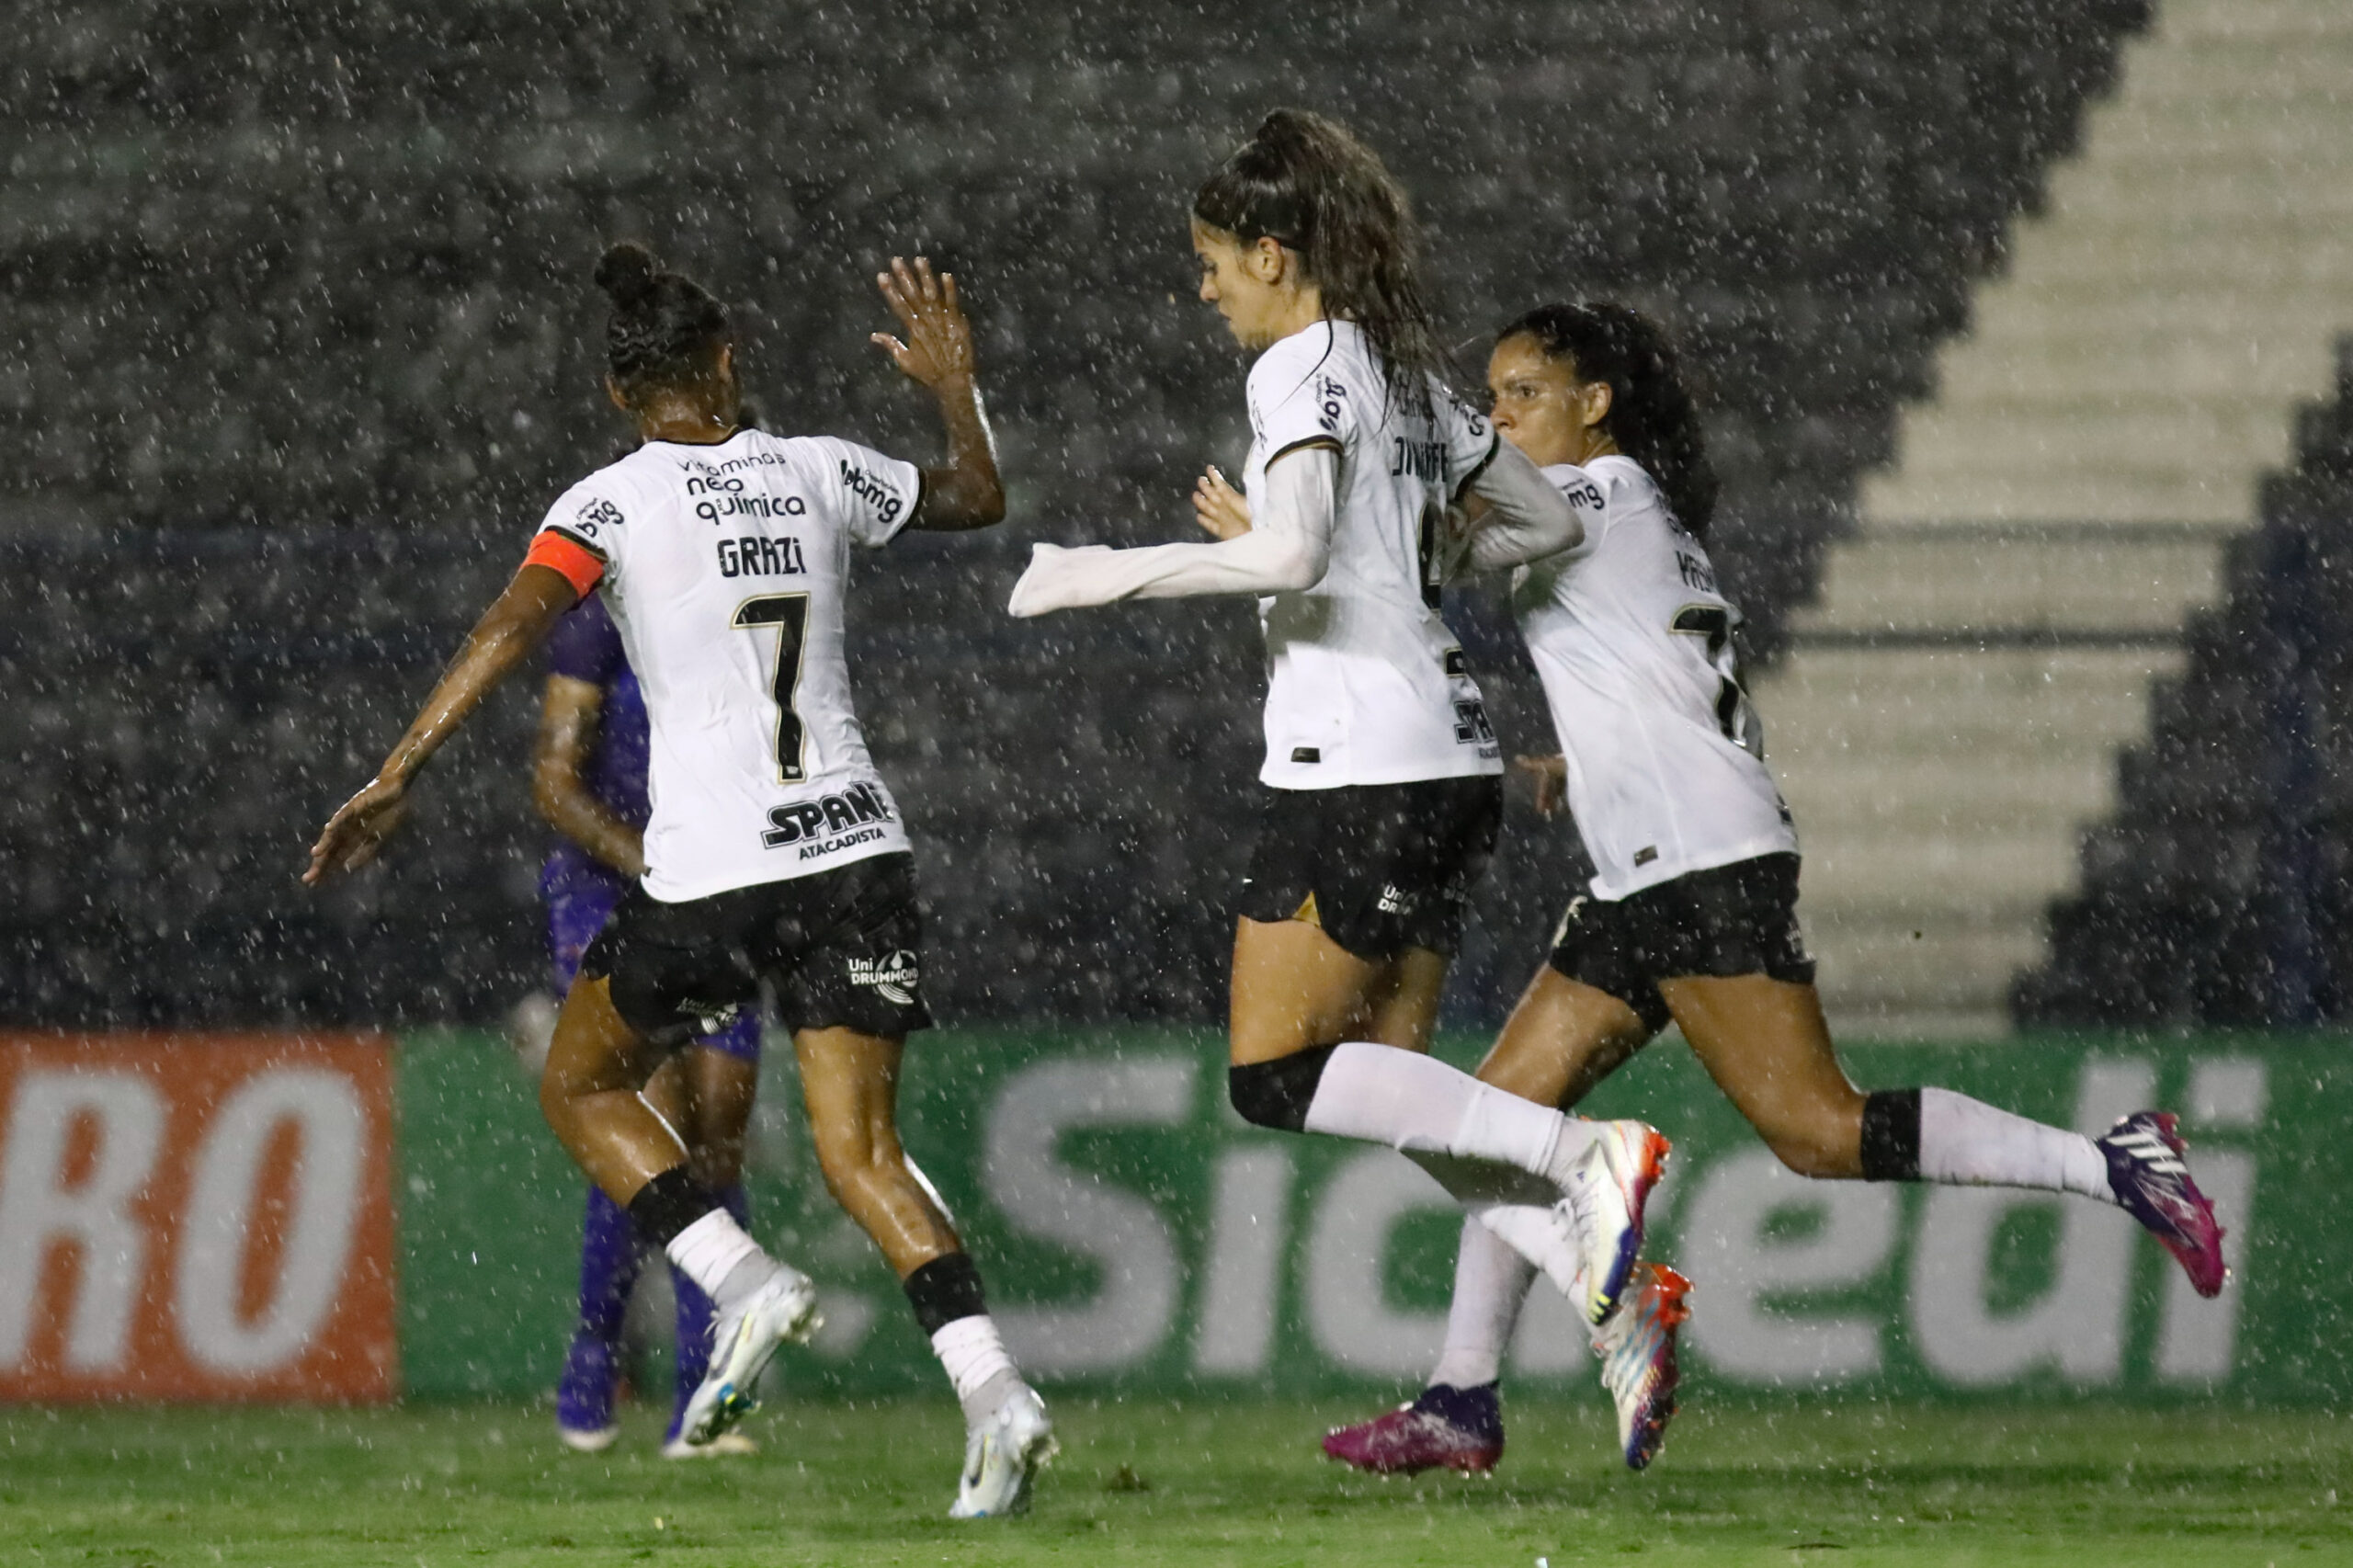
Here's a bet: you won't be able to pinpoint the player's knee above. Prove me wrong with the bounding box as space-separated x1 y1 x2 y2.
1227 1045 1338 1132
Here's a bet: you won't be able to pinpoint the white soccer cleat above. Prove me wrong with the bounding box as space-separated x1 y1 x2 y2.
661 1430 758 1460
948 1384 1057 1519
675 1268 822 1448
1560 1119 1672 1325
555 1422 619 1454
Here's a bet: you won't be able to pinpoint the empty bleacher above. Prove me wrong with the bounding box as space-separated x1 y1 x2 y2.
0 0 2149 1025
2018 340 2353 1026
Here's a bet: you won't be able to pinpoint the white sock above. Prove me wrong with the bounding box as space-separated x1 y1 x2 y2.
1403 1151 1586 1296
665 1209 779 1308
931 1314 1025 1427
1429 1216 1541 1390
1302 1041 1600 1187
1919 1087 2115 1203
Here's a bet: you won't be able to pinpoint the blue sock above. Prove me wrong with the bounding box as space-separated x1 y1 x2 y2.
668 1183 752 1440
558 1186 643 1433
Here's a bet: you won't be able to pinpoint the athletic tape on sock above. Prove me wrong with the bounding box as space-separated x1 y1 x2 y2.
665 1209 763 1301
903 1252 989 1337
930 1314 1017 1406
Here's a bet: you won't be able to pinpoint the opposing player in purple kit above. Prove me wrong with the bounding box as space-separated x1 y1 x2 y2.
1274 301 2230 1473
532 590 767 1459
308 243 1055 1518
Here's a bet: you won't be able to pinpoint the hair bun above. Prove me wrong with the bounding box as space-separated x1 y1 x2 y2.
595 242 661 310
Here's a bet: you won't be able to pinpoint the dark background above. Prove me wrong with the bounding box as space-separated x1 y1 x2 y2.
0 0 2152 1028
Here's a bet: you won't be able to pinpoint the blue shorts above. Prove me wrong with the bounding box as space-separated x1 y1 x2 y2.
548 871 762 1062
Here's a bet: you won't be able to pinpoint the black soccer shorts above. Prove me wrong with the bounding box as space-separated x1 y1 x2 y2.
1239 775 1504 960
1546 851 1816 1034
579 852 933 1043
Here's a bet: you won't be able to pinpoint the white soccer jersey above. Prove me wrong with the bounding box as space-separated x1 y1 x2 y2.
1245 320 1505 789
1512 456 1798 900
532 430 921 903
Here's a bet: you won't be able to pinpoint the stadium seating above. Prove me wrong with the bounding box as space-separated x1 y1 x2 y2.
0 0 2149 1025
2017 338 2353 1026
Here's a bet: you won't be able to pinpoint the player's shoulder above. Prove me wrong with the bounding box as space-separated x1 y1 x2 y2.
1249 321 1358 405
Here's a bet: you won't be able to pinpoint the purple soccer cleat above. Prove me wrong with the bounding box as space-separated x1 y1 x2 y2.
1322 1382 1504 1476
2098 1111 2227 1298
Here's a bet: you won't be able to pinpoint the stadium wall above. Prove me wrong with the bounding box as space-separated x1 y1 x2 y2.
2 1030 2344 1406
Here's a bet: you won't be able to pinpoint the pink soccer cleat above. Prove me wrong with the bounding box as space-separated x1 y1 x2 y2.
2099 1111 2227 1297
1322 1382 1503 1476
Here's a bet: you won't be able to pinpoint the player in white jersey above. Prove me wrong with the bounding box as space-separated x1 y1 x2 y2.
1311 301 2231 1474
306 244 1053 1518
1008 111 1675 1363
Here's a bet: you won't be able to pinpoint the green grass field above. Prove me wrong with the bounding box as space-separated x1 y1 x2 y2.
3 1399 2348 1567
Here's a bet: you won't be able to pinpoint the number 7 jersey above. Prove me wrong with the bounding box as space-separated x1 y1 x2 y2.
1512 455 1797 901
529 429 921 903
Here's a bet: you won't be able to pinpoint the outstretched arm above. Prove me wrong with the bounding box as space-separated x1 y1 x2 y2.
1006 445 1337 617
303 563 578 885
870 256 1004 531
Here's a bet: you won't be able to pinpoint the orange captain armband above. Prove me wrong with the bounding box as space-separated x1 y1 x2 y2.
523 529 605 598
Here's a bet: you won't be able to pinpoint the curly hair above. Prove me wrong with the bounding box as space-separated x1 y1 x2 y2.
593 241 731 403
1499 301 1718 536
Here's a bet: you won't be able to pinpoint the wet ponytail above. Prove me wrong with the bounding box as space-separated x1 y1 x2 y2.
1500 301 1718 537
1194 109 1445 411
594 241 731 403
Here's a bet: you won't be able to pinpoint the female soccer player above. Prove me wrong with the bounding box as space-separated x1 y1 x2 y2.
308 244 1055 1518
1310 301 2228 1474
1007 110 1670 1332
533 591 767 1459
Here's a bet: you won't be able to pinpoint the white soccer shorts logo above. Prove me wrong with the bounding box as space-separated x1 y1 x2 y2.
847 949 920 1006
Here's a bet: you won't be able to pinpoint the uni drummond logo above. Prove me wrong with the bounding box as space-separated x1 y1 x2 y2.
847 949 920 1006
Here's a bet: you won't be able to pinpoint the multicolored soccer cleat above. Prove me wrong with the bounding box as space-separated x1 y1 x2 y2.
675 1268 822 1448
1321 1382 1504 1476
2098 1110 2227 1298
1592 1262 1690 1471
1562 1120 1673 1325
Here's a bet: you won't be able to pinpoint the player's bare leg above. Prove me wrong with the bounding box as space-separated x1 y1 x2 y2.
1225 915 1667 1325
796 1025 1052 1518
681 1044 757 1191
540 976 818 1448
1662 974 2226 1292
794 1028 964 1273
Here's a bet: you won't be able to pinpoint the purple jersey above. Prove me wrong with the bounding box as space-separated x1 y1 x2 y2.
539 594 650 901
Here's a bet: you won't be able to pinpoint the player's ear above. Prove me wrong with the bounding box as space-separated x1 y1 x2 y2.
605 373 631 413
1248 234 1289 285
1580 379 1614 430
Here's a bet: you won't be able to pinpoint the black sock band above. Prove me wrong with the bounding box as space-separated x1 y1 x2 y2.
1859 1087 1922 1182
1228 1044 1339 1132
904 1252 989 1337
626 1165 722 1250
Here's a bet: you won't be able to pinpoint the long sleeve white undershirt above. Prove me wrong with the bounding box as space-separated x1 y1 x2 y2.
1461 443 1586 572
1006 448 1338 617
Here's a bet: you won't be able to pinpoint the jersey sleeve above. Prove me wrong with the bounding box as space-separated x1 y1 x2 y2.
543 593 623 685
813 437 924 547
1246 331 1354 464
527 477 631 596
1438 381 1502 497
1540 462 1612 562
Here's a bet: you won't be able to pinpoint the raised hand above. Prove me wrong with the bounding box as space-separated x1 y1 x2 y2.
1192 464 1253 540
870 256 975 392
303 774 414 884
1513 753 1570 818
